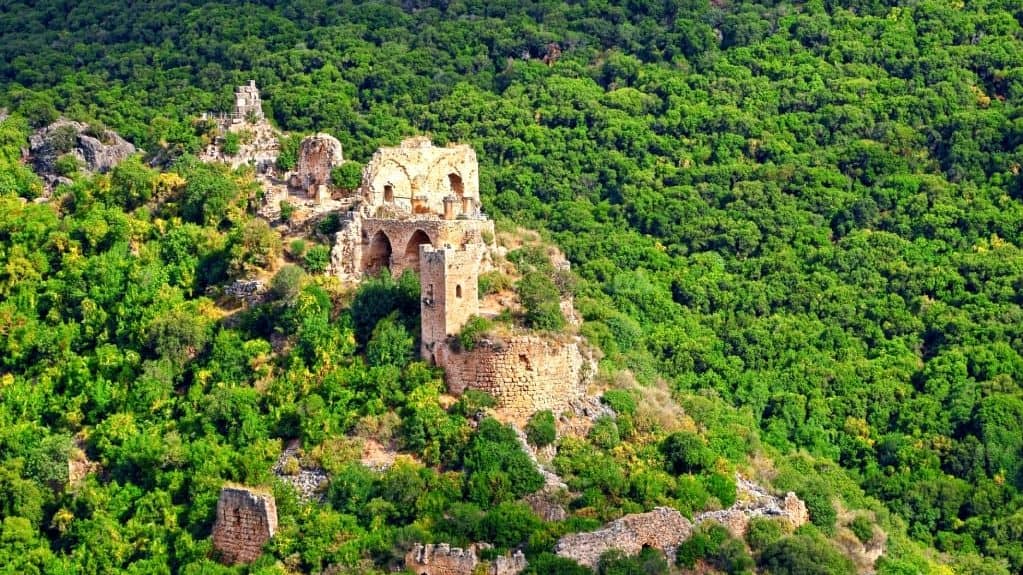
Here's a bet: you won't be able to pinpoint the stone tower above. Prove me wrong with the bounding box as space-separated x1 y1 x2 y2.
234 81 264 121
420 244 480 360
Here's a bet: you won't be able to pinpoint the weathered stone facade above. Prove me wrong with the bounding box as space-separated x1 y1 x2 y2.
329 137 493 283
405 543 526 575
211 486 278 565
294 133 344 196
555 507 694 569
434 335 591 421
361 136 480 215
234 81 264 120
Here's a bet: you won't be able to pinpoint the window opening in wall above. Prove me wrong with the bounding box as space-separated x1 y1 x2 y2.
456 284 462 298
384 183 394 202
448 173 464 197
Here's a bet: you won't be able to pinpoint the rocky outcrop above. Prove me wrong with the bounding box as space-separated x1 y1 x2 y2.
29 120 136 188
555 507 693 569
405 543 526 575
211 486 278 565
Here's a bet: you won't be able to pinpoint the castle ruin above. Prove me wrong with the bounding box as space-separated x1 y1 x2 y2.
211 486 278 565
327 137 594 421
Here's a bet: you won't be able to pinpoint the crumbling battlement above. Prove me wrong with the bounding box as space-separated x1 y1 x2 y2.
361 136 480 216
405 543 527 575
434 335 593 422
211 486 278 565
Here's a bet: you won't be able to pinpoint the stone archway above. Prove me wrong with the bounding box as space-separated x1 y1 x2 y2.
404 229 433 274
366 231 393 275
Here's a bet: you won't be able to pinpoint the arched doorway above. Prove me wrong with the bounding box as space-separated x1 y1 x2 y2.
404 230 432 273
448 173 464 198
366 231 392 275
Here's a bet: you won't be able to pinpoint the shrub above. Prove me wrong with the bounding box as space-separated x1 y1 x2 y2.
661 431 714 475
453 390 497 418
330 161 363 190
304 244 330 273
517 271 565 331
522 553 590 575
457 315 492 351
270 264 305 305
317 212 342 235
588 416 620 449
222 131 241 155
478 270 512 295
600 547 669 575
525 410 557 447
848 515 873 544
279 200 296 221
758 535 856 575
703 472 737 508
746 517 785 552
799 489 837 535
54 153 81 176
289 238 306 257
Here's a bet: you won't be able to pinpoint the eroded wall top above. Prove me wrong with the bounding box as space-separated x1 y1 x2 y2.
362 137 480 216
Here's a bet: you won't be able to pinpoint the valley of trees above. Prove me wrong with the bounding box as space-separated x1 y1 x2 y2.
2 0 1023 573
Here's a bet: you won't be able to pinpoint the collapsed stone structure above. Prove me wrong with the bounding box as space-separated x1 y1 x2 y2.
554 478 810 568
293 133 344 201
211 486 278 565
405 543 526 575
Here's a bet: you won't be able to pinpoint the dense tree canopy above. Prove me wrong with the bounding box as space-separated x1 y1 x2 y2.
2 0 1023 573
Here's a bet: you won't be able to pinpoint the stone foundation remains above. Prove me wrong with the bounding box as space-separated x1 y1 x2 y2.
211 486 278 565
405 543 526 575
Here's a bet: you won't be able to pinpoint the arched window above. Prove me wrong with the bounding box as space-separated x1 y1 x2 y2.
384 184 394 202
456 284 462 298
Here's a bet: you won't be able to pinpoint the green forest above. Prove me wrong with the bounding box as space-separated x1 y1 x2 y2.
2 0 1023 573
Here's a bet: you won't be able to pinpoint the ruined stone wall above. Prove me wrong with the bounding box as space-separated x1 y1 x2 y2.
405 543 526 575
554 478 810 569
434 335 591 421
361 137 479 215
555 507 693 569
295 133 344 191
211 486 278 565
330 215 494 282
420 245 481 359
